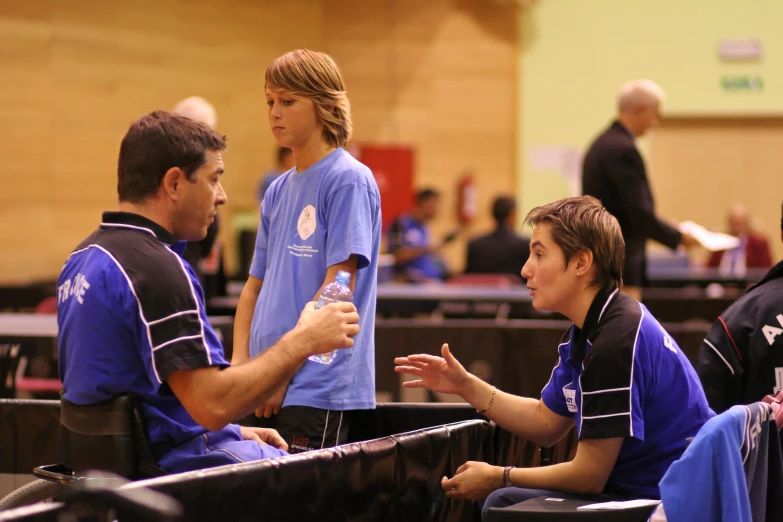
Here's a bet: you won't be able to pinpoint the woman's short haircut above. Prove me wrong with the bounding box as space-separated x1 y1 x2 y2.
525 196 625 289
265 49 352 149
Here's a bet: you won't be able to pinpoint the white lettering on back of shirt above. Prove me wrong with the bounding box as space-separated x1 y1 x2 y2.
762 314 783 346
58 273 91 305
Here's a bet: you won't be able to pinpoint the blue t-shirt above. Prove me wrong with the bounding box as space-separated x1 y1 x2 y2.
257 170 282 204
249 148 381 411
387 214 444 280
57 212 284 471
541 288 714 499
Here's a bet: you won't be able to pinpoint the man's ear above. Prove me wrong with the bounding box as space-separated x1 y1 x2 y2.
161 167 186 200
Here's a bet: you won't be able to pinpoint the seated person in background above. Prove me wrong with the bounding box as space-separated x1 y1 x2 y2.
707 203 773 275
696 201 783 413
257 145 295 204
395 196 714 519
57 111 360 473
465 195 530 282
387 188 457 282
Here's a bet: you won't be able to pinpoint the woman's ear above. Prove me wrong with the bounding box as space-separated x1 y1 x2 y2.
574 249 594 277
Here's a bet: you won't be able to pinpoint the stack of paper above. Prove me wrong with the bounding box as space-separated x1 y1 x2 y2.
577 499 661 511
679 221 741 252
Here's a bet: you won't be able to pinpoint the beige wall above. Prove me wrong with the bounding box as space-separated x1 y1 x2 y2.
518 0 783 261
0 0 519 285
649 117 783 262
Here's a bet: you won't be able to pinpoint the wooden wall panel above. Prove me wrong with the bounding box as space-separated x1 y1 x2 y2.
0 0 519 284
0 0 323 284
649 118 783 263
322 0 519 272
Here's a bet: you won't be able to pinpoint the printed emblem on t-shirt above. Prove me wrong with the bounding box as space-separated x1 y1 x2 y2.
297 205 316 240
563 383 578 413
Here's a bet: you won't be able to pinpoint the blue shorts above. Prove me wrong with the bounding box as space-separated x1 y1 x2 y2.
158 424 289 473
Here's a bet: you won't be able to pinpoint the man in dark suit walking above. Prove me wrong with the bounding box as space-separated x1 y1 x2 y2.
465 195 530 281
582 79 696 300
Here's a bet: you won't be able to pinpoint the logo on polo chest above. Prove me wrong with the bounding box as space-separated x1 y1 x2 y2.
563 383 578 413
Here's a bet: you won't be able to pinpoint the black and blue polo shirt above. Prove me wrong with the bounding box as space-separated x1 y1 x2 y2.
541 287 715 499
57 212 233 466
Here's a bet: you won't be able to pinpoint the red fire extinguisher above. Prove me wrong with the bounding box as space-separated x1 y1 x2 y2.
457 173 477 225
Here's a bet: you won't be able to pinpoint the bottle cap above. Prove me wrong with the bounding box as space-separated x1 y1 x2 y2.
335 270 351 285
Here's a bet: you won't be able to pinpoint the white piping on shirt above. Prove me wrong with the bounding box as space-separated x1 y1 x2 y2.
165 245 211 366
628 303 644 437
100 222 158 237
703 339 735 375
148 310 200 326
581 386 631 396
581 412 632 420
90 245 163 384
597 288 619 322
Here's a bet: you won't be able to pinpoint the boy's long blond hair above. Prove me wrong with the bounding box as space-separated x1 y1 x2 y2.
265 49 352 149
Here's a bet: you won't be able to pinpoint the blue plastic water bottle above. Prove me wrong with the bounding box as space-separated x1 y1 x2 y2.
308 270 353 365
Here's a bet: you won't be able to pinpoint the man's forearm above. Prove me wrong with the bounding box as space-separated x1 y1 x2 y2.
213 330 310 422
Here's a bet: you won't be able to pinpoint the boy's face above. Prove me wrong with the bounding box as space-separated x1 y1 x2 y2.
265 88 322 151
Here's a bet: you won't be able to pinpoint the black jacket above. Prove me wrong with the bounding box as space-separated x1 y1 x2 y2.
582 121 681 260
696 259 783 413
465 227 530 280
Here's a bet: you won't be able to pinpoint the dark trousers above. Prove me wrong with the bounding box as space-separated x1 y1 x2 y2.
252 405 352 454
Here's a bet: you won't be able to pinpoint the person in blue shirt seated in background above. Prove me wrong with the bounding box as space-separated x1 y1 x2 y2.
395 196 714 519
387 188 458 283
57 111 360 473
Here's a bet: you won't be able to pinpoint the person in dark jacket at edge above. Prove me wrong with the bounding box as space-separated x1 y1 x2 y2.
696 201 783 413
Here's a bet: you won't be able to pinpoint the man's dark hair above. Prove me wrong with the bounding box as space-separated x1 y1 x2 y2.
492 196 517 226
416 188 439 204
276 146 292 166
117 111 226 203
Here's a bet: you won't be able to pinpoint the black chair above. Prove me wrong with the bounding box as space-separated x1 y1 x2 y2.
0 395 166 510
0 471 183 522
38 395 166 481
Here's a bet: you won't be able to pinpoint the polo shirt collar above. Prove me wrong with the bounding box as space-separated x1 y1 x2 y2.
572 285 620 360
100 211 177 245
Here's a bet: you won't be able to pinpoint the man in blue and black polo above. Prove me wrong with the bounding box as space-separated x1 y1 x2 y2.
57 111 360 473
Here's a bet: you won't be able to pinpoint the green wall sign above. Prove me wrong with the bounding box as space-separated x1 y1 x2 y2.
721 75 764 92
